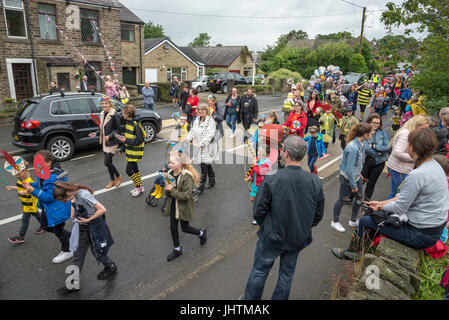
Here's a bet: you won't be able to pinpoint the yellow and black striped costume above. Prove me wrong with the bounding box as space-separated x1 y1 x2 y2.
123 120 146 187
17 177 38 213
357 88 373 106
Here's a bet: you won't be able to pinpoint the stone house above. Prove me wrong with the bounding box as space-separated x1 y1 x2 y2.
0 0 143 104
189 45 255 76
143 37 206 83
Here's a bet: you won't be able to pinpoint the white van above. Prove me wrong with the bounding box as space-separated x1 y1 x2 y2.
192 75 209 92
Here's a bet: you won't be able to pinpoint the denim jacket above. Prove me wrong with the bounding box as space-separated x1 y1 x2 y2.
364 129 390 165
339 138 365 189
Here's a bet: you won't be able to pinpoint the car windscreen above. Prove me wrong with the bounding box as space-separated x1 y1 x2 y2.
209 74 218 80
343 74 360 84
16 100 37 120
192 77 201 82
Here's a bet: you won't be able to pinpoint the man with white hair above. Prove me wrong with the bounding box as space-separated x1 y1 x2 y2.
81 75 89 92
142 82 155 111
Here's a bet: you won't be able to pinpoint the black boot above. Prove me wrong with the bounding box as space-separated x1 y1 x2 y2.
205 165 215 189
97 262 118 280
199 229 207 246
167 248 183 261
331 232 361 260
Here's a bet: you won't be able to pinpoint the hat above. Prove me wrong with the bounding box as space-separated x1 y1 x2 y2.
344 105 353 113
207 94 215 100
322 103 332 112
291 84 296 90
287 92 294 99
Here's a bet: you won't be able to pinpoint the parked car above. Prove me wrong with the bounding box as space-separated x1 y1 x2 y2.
207 72 247 94
340 73 367 94
244 76 253 84
191 75 209 92
255 74 266 84
11 92 162 161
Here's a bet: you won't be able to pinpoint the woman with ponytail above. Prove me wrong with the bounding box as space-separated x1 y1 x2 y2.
332 129 449 261
53 181 117 295
331 123 373 233
163 150 207 262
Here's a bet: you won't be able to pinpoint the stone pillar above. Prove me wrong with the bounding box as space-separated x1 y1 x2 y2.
269 78 275 94
280 78 288 92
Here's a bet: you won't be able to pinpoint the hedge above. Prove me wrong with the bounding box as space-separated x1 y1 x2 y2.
150 82 172 102
234 85 273 95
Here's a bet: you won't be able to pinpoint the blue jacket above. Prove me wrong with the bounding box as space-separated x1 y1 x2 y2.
303 133 326 158
399 88 412 101
364 129 390 165
339 138 365 189
31 165 71 227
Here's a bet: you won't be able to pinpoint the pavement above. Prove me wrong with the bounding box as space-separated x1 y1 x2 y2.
0 91 396 300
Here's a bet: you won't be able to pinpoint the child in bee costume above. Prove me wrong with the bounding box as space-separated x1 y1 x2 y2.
319 103 338 150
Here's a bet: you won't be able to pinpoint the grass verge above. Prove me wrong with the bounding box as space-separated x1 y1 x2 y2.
415 251 449 300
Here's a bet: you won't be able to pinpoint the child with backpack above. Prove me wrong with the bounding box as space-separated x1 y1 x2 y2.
114 105 146 197
5 156 43 244
303 125 327 174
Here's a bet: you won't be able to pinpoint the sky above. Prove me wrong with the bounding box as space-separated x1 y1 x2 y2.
120 0 425 52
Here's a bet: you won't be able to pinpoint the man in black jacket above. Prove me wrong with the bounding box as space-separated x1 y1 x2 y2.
242 135 325 300
238 88 258 137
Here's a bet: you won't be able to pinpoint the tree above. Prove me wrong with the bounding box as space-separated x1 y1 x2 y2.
189 33 211 47
381 0 449 114
350 54 369 74
315 32 354 40
144 21 165 39
374 35 419 62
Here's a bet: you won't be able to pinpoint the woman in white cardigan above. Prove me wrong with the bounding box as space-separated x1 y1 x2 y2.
185 103 218 195
386 114 429 199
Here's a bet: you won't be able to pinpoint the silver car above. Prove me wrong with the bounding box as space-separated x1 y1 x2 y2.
192 75 209 92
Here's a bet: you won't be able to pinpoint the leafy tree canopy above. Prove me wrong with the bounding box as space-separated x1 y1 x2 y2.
144 21 165 39
189 33 211 47
315 31 354 40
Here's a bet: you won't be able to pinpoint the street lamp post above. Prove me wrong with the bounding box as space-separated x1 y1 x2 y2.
251 52 258 86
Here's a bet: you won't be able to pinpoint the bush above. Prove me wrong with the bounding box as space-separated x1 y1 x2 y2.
266 68 302 82
234 85 273 95
150 82 172 102
4 98 15 103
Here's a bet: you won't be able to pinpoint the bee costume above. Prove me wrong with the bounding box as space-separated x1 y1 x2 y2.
122 119 146 188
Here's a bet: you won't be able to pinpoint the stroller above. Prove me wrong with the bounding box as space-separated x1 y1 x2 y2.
145 139 199 211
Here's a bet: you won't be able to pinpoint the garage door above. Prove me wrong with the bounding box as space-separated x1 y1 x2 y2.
145 68 158 83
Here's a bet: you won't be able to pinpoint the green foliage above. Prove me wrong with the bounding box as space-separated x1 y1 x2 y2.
315 32 354 40
149 82 171 102
4 98 15 103
265 68 302 82
381 1 449 39
374 34 419 62
349 54 369 74
234 85 273 95
144 21 165 39
189 33 211 47
206 68 220 75
415 252 449 300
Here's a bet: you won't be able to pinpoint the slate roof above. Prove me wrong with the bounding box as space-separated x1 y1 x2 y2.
179 47 207 65
119 3 145 24
189 46 246 67
144 37 168 52
68 0 122 8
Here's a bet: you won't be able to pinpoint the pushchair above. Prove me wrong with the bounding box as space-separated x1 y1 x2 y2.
145 139 199 211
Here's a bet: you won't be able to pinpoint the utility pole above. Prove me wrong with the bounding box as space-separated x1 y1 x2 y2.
359 6 366 54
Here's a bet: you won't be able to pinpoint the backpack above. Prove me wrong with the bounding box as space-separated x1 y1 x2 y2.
138 121 147 139
169 86 175 95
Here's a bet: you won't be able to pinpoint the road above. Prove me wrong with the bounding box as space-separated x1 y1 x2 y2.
0 93 394 300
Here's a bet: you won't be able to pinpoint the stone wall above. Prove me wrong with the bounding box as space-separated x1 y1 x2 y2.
121 23 144 84
345 238 423 300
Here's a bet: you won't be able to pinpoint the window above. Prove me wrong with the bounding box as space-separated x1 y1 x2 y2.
121 24 135 41
38 3 57 40
167 67 187 82
197 66 204 77
181 67 187 81
57 73 71 90
50 101 70 115
3 0 26 38
80 9 98 42
66 99 92 114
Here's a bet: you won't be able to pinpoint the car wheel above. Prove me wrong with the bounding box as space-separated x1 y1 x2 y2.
142 121 156 143
47 135 75 162
210 88 217 93
197 86 202 93
222 84 228 94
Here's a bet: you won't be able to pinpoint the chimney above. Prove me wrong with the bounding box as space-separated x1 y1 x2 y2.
287 31 294 42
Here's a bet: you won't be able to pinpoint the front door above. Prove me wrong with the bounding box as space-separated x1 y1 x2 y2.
12 63 33 101
123 67 137 85
145 68 158 83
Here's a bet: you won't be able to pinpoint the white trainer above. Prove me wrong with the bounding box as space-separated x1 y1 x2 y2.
130 187 138 194
348 219 359 227
131 187 142 197
53 251 73 264
230 132 235 138
331 221 346 233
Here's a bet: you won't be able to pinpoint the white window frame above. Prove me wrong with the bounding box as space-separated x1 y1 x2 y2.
6 58 38 100
197 66 204 77
3 0 27 39
167 67 172 82
181 67 187 81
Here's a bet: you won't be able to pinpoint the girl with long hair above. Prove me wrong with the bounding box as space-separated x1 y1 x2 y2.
331 123 373 233
163 150 207 261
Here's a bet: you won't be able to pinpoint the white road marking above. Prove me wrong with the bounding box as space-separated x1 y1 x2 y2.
70 154 95 161
317 155 343 173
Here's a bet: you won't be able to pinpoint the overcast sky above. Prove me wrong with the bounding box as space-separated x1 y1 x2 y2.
121 0 424 52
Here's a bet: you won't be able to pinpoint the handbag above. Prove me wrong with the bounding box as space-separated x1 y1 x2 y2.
366 209 407 228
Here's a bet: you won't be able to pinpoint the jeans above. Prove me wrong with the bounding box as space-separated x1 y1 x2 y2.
362 160 385 200
357 216 440 250
333 174 363 222
307 155 317 173
387 167 407 199
144 103 155 111
226 113 238 133
73 227 114 273
19 211 41 237
244 239 301 300
46 222 71 252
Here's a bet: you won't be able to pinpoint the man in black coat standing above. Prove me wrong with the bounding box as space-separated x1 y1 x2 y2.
238 88 258 137
241 135 325 300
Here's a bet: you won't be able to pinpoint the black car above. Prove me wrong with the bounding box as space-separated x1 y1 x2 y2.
207 72 248 94
11 92 162 161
